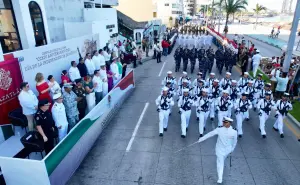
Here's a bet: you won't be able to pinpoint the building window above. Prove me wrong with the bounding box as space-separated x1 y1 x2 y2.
28 1 47 47
172 11 182 15
0 0 22 53
165 3 169 6
172 4 178 8
153 12 157 18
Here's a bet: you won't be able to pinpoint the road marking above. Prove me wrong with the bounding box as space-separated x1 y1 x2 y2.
158 62 166 77
283 119 300 139
126 102 149 152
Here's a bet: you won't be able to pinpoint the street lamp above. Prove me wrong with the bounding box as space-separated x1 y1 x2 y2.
283 0 300 73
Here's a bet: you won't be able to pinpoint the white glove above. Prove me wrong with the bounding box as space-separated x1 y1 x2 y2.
43 136 48 142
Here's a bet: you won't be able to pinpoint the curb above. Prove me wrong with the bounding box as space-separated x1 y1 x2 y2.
287 113 300 129
245 34 283 50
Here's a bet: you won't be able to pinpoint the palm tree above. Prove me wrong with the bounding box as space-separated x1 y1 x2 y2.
223 0 248 28
169 16 173 27
253 3 267 29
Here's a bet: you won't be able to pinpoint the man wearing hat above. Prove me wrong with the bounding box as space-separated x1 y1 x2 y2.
215 47 225 74
73 79 87 120
256 83 273 107
252 49 262 77
206 47 215 74
182 45 190 72
174 47 182 72
229 80 241 103
178 71 191 87
162 71 176 88
194 88 212 137
220 72 232 91
198 117 238 184
63 83 80 130
35 99 55 154
192 72 203 88
242 80 257 120
216 90 233 127
253 74 265 91
234 92 252 138
178 88 194 138
189 45 197 73
209 79 222 120
257 92 275 138
193 80 206 101
52 93 69 141
206 72 216 88
177 79 192 97
238 72 250 89
274 93 293 138
156 87 174 136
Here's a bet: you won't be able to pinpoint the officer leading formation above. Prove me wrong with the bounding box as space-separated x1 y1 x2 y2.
155 68 293 184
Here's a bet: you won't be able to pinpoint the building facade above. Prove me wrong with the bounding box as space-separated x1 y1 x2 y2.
155 0 183 25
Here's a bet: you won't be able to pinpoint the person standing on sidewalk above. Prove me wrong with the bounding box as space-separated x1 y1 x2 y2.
162 39 170 57
154 42 162 63
252 50 262 77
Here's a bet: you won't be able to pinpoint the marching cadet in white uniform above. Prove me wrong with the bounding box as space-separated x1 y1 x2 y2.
192 72 203 87
206 72 216 87
156 87 174 136
256 83 273 107
162 71 176 88
198 117 238 184
228 80 241 118
238 72 250 90
209 79 222 120
194 89 212 137
257 92 275 138
177 79 193 97
166 82 176 115
178 89 194 138
216 90 233 127
253 74 265 110
234 92 252 138
193 79 206 120
178 71 191 86
242 80 257 120
274 93 293 138
51 93 69 141
220 72 232 91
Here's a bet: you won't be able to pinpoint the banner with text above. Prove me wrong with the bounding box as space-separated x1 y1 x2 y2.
0 58 22 125
14 34 99 94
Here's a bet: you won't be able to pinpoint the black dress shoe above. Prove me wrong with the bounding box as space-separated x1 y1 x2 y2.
197 117 199 121
204 127 206 131
238 135 243 138
253 108 257 112
273 127 279 132
164 128 167 132
186 128 188 132
159 133 163 137
246 118 250 121
199 134 203 138
218 126 222 128
181 135 186 138
280 134 284 138
259 128 261 132
169 113 172 116
211 118 214 121
262 135 266 138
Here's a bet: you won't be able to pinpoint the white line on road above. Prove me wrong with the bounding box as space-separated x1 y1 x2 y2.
126 102 149 152
158 62 166 77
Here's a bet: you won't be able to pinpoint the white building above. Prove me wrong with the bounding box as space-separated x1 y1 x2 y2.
155 0 183 25
0 0 119 57
183 0 196 16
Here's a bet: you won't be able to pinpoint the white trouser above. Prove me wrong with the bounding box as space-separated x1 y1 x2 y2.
216 153 229 182
228 107 233 118
199 111 210 134
236 112 247 135
102 82 108 97
259 111 269 135
253 63 259 77
181 110 191 136
58 123 68 141
86 92 96 112
274 114 284 134
159 109 170 134
218 111 229 127
245 110 249 119
210 99 216 118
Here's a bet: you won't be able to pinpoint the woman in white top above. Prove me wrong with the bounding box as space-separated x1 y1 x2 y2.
18 82 38 131
92 50 101 70
110 57 120 86
103 47 111 62
99 64 109 96
85 53 95 76
47 75 61 98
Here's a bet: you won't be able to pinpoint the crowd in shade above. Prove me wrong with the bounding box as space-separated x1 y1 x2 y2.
17 41 143 155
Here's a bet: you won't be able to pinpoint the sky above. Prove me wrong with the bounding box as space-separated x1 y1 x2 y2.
246 0 296 12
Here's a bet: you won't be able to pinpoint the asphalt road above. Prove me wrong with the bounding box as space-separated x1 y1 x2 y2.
67 44 300 185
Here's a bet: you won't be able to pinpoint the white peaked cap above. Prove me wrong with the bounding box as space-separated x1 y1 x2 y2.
223 90 229 94
167 71 172 74
183 88 189 93
162 87 169 91
202 88 208 93
226 72 231 75
248 80 254 84
232 80 237 83
244 72 249 75
223 117 233 122
266 83 271 86
182 79 188 83
214 79 219 83
53 93 62 100
256 50 260 53
183 71 187 75
210 72 215 76
283 92 290 96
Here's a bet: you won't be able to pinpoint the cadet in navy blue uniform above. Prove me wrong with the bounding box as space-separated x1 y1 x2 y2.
227 50 237 73
215 48 225 74
206 47 215 73
189 45 198 73
182 46 190 72
174 46 182 72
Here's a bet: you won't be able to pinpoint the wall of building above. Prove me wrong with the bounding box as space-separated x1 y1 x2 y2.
115 0 153 22
156 0 182 25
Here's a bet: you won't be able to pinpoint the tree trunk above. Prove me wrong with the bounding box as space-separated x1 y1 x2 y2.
224 12 230 37
233 13 235 23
